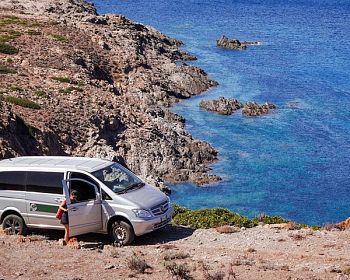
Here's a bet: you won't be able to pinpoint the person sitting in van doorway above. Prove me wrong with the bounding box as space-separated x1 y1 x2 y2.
59 190 78 245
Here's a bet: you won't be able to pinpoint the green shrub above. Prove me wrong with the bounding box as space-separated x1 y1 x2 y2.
172 205 256 229
49 34 67 42
34 90 48 98
51 76 71 83
172 204 316 229
0 65 16 74
0 43 18 54
0 16 27 26
59 86 83 94
4 95 40 109
252 213 289 225
8 86 23 92
27 29 42 36
0 29 21 43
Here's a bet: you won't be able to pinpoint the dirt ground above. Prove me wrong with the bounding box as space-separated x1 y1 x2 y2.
0 225 350 280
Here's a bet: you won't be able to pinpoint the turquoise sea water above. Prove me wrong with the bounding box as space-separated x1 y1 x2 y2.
92 0 350 225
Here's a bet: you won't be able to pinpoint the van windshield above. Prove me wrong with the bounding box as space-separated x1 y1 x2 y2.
91 163 144 194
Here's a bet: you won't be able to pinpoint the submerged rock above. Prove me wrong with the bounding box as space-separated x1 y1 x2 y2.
217 35 260 50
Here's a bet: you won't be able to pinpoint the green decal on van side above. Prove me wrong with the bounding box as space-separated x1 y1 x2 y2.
30 203 58 213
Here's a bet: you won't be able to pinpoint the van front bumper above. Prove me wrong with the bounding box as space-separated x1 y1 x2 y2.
131 209 173 236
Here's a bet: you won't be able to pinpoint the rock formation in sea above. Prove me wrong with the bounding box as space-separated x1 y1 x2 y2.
199 97 276 117
217 35 259 50
0 0 220 186
242 102 276 117
199 97 243 115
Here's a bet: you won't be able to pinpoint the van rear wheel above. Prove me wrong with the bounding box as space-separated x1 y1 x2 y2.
2 214 28 235
109 221 134 246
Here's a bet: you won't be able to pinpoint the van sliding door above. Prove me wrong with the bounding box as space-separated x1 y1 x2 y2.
25 171 65 228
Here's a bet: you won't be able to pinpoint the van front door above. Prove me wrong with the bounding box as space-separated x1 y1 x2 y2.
62 178 102 237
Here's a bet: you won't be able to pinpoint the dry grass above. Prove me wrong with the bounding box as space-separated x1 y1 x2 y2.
164 262 193 280
127 252 152 274
164 252 190 261
215 225 240 234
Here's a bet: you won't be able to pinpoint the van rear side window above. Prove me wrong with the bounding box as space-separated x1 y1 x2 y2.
26 172 64 194
0 171 26 191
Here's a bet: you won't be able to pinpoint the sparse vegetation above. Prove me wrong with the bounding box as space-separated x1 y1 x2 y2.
0 16 27 26
127 252 152 274
51 76 71 83
27 29 42 36
215 225 240 234
164 252 190 261
164 262 192 280
172 205 256 229
0 65 16 74
3 95 41 109
49 33 68 42
0 29 22 43
59 86 83 94
172 204 318 229
34 90 48 98
8 86 23 92
0 43 19 54
253 213 289 224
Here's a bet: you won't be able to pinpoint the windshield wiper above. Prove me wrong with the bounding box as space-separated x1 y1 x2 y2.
118 182 145 194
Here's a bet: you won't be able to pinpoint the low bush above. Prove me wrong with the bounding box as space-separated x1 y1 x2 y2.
172 205 256 229
27 29 42 36
34 90 48 98
51 76 71 83
127 253 152 274
164 262 192 280
59 86 83 94
172 204 316 230
164 252 190 261
0 43 19 54
0 16 27 26
4 95 40 109
0 65 16 74
49 34 67 42
0 29 21 43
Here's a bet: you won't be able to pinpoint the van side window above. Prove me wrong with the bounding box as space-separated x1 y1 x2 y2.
0 171 26 191
26 172 64 194
69 173 97 202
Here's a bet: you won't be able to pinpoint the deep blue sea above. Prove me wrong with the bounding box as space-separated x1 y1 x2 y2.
91 0 350 225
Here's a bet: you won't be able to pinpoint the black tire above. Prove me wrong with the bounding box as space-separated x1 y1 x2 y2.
109 220 135 246
2 214 28 235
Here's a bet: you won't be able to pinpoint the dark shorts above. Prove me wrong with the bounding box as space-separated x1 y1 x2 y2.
60 212 69 225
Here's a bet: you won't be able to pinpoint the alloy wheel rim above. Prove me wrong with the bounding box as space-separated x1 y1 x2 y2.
5 218 21 234
115 226 126 241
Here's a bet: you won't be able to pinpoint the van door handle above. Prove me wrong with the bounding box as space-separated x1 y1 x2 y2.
70 207 78 211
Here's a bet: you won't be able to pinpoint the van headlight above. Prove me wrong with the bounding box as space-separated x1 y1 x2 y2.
132 209 153 219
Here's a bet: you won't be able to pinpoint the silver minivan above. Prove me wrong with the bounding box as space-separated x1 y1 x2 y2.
0 156 173 245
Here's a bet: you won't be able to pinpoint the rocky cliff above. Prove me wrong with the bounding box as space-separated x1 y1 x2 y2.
0 0 220 185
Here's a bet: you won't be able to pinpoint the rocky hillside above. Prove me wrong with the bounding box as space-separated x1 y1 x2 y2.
0 0 220 185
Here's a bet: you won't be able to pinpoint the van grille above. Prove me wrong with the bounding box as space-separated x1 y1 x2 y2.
154 216 171 230
150 200 169 216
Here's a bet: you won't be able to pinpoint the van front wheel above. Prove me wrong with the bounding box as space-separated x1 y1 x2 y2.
109 221 134 246
2 214 28 235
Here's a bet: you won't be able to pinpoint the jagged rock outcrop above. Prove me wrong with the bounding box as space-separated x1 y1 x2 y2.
217 35 259 50
0 0 220 185
199 97 243 115
199 97 276 117
242 102 276 116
